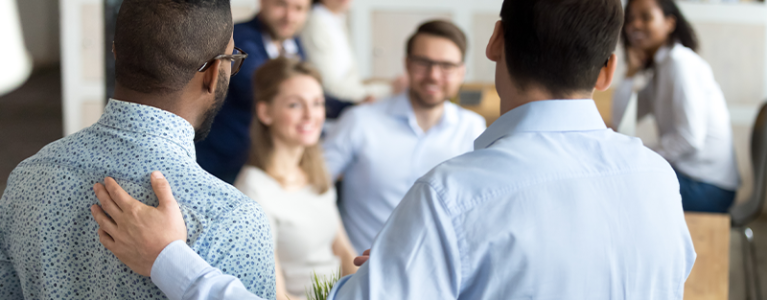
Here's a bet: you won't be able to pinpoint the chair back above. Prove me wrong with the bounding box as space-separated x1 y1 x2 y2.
731 101 767 227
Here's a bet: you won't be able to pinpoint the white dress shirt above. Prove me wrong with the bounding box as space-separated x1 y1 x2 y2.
323 92 486 253
300 4 391 102
234 166 340 298
148 99 696 300
262 33 299 59
612 42 740 191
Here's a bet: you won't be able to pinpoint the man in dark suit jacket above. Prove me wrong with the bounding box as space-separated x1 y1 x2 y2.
196 0 311 183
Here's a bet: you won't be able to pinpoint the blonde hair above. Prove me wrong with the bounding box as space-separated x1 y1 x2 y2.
248 57 331 194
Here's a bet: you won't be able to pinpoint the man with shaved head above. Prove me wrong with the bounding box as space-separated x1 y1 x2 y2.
0 0 276 299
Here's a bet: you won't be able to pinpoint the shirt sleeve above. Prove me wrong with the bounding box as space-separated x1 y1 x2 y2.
328 181 462 300
300 17 391 102
654 62 709 163
0 192 23 298
322 109 362 180
192 201 276 299
151 241 266 300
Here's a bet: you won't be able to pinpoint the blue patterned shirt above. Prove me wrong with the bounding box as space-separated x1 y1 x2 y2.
0 99 276 300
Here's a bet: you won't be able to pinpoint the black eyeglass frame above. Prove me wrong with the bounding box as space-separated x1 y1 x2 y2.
197 46 248 77
407 55 464 75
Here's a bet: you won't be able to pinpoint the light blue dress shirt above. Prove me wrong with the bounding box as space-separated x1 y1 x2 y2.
143 99 696 300
0 100 276 299
323 92 486 253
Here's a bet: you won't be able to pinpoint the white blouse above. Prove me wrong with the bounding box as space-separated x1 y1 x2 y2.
612 43 740 191
234 166 341 298
299 4 391 102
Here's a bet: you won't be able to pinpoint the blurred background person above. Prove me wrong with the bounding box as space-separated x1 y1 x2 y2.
234 57 358 300
197 0 312 184
612 0 740 213
300 0 408 111
323 20 486 254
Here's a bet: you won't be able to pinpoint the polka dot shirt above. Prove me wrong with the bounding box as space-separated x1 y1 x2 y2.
0 99 276 300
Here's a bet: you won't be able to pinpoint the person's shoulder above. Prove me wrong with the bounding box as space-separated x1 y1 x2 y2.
337 101 388 124
449 102 487 128
15 126 98 169
417 130 674 212
665 43 712 75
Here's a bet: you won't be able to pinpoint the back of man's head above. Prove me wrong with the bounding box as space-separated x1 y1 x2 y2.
501 0 623 98
114 0 233 95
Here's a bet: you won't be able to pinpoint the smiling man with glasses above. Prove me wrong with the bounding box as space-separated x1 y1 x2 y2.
322 20 487 255
0 1 276 299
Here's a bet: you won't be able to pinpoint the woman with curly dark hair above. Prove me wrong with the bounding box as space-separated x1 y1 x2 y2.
613 0 740 213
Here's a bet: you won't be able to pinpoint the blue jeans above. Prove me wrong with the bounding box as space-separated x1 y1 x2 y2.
676 170 735 213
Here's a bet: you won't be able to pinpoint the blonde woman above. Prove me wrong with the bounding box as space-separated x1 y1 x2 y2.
234 57 357 300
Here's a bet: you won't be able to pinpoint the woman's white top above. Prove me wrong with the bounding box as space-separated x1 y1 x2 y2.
612 42 740 191
234 166 341 298
300 4 391 102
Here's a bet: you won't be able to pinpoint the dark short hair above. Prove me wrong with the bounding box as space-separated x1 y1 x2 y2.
623 0 698 52
500 0 623 98
406 20 467 62
114 0 233 94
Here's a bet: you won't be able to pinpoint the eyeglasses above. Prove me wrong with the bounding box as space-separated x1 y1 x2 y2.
408 56 463 76
197 46 248 77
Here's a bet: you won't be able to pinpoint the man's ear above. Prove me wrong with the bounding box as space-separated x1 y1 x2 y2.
486 21 504 62
203 59 223 94
256 101 273 126
112 42 117 60
595 53 618 91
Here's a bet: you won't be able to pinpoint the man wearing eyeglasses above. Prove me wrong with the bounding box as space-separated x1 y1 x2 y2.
195 0 313 185
0 1 277 299
322 20 487 255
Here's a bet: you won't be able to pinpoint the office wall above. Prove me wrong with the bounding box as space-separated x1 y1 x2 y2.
17 0 60 68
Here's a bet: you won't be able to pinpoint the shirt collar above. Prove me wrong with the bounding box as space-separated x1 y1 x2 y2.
262 34 300 59
474 99 606 150
98 99 197 158
387 91 459 126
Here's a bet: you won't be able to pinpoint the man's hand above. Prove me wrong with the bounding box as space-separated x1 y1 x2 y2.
90 171 187 277
353 249 370 267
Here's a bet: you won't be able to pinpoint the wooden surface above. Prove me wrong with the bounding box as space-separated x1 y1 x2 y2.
684 212 731 300
458 83 501 126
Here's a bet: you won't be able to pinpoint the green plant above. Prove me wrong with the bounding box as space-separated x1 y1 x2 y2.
305 269 341 300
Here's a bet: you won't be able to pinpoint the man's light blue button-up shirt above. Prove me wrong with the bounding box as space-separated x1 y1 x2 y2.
329 99 696 299
98 99 696 300
0 100 276 299
323 92 486 253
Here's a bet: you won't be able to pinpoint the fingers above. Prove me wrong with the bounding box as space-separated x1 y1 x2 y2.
104 177 139 212
94 182 123 218
91 204 119 236
97 228 116 250
353 255 369 267
150 171 178 211
353 249 371 267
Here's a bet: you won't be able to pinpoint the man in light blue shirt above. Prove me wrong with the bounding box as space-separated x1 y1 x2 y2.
86 0 696 299
0 1 276 299
323 20 486 253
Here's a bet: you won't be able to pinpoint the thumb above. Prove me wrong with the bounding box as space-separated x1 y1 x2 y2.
150 171 178 210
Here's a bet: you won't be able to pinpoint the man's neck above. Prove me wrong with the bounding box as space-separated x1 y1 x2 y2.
498 82 592 115
113 84 198 128
409 93 445 133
